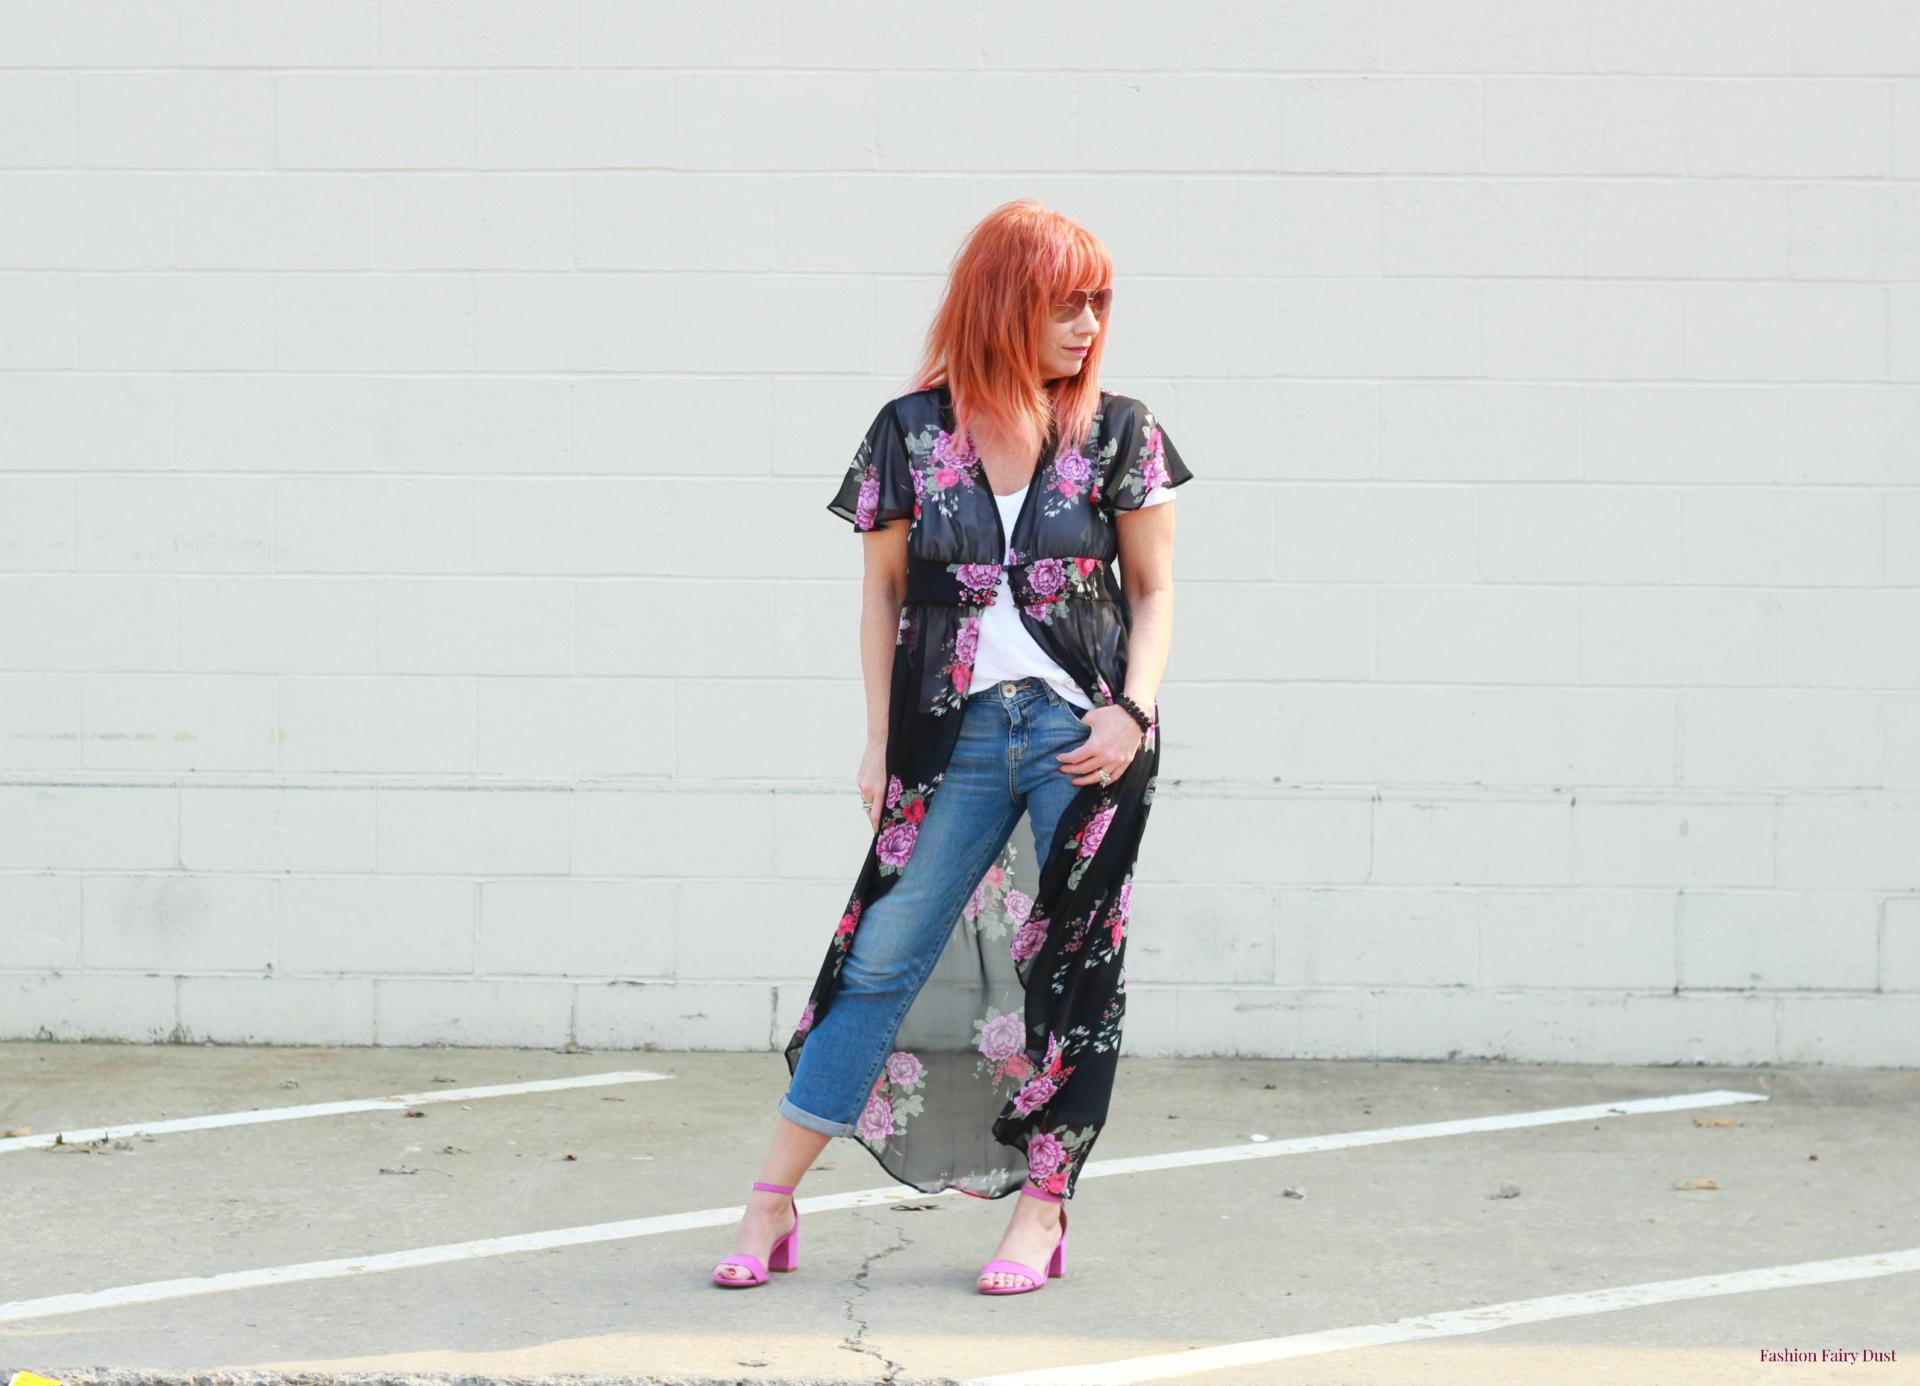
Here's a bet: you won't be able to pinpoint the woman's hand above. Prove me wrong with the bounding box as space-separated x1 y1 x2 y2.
1055 704 1146 788
856 739 888 834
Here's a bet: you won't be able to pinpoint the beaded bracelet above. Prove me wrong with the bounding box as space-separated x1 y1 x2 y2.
1113 693 1153 738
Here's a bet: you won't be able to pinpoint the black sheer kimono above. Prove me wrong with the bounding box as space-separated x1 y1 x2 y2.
783 383 1192 1201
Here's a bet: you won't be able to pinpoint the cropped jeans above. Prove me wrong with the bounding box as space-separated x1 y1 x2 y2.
779 673 1094 1138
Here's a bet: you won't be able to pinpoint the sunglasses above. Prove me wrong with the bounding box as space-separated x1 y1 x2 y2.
1050 287 1113 323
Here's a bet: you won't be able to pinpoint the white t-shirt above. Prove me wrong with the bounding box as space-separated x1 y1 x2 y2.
969 481 1175 711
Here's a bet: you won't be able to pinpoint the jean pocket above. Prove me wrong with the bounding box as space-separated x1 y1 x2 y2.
1049 694 1093 739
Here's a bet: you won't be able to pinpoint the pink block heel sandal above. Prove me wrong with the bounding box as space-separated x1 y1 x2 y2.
710 1180 800 1288
976 1184 1068 1295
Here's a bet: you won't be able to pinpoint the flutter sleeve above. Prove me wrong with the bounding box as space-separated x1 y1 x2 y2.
1099 398 1193 516
825 398 917 533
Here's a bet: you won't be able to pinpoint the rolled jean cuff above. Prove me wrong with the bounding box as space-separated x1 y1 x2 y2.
778 1092 855 1138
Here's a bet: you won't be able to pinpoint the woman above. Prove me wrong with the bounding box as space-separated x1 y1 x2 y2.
711 199 1191 1294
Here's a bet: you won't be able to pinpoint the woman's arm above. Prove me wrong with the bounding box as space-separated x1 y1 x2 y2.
1114 502 1176 710
859 522 909 749
851 522 908 831
1056 502 1175 787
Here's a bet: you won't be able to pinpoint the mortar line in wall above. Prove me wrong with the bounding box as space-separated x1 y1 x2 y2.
12 970 1898 998
19 63 1920 77
1771 797 1781 892
1876 895 1886 992
1673 688 1684 785
8 777 1909 806
28 362 1920 382
1672 888 1683 994
666 878 680 981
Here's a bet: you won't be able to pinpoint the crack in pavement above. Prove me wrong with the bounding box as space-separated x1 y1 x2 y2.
838 1209 916 1384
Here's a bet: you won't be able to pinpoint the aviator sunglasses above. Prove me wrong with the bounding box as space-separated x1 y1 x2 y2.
1051 287 1113 323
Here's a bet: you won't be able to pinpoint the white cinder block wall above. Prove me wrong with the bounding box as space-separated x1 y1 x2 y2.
1 2 1915 1066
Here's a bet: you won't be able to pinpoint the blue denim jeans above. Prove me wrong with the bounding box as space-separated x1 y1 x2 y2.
779 674 1095 1137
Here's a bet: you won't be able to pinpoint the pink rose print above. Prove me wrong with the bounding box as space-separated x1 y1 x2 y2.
932 427 975 469
1109 877 1133 949
885 1050 926 1086
1012 1073 1056 1117
1078 803 1117 857
1138 425 1171 496
886 774 903 809
956 563 1003 593
935 466 960 488
855 470 879 529
1108 904 1127 949
954 615 980 664
910 465 926 497
1010 910 1049 963
1028 558 1065 596
876 820 918 868
834 899 862 940
1055 449 1091 485
1004 888 1033 926
856 1093 895 1141
1026 1129 1065 1181
796 999 816 1034
978 1009 1025 1062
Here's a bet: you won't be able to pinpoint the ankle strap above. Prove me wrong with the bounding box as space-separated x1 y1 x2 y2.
1018 1184 1063 1204
752 1180 796 1195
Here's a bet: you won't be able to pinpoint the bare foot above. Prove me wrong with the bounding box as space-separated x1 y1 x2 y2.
712 1187 797 1283
978 1184 1064 1291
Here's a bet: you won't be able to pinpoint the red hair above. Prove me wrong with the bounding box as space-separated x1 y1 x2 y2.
904 198 1114 465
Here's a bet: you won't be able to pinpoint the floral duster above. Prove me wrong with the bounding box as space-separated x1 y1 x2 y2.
783 383 1192 1202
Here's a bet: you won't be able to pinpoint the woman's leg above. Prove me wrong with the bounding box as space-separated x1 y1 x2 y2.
710 1117 832 1283
779 692 1025 1135
716 692 1022 1281
977 685 1096 1289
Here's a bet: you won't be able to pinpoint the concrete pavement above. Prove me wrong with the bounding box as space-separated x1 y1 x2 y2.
2 1043 1914 1385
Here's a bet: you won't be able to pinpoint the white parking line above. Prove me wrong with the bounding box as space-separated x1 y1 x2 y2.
1086 1088 1769 1175
0 1070 674 1154
958 1246 1920 1386
0 1087 1764 1324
